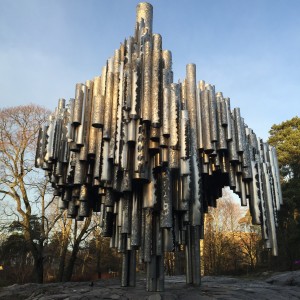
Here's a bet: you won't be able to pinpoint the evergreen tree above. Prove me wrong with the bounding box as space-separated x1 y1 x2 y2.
268 116 300 270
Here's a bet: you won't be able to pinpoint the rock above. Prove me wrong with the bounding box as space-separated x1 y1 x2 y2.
147 294 161 300
0 274 300 299
266 271 300 287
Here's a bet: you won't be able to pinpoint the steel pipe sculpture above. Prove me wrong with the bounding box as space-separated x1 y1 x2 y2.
35 2 283 292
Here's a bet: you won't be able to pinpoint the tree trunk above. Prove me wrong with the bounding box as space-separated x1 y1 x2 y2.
96 239 101 278
34 254 44 283
30 242 44 283
57 219 72 282
57 241 68 282
24 221 44 283
62 217 91 281
63 242 80 281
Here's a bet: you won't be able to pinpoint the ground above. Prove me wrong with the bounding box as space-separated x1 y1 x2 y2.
0 271 300 299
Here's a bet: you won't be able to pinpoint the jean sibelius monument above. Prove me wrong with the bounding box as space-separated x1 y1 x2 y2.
35 2 282 292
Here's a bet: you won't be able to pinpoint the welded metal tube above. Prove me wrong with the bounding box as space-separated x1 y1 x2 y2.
136 2 153 36
151 34 162 127
91 75 104 128
142 40 152 122
103 58 114 139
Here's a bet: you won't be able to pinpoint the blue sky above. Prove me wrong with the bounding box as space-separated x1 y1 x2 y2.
0 0 299 140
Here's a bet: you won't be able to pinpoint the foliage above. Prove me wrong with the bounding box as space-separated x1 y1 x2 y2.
0 226 33 284
268 116 300 271
268 116 300 179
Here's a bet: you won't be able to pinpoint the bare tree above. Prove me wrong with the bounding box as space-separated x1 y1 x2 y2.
55 212 73 282
62 216 93 281
85 224 122 279
238 214 261 271
0 104 60 283
203 188 245 275
49 212 96 282
203 188 264 275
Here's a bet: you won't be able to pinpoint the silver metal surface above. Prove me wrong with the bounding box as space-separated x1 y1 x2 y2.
103 58 114 139
36 1 283 293
196 84 204 150
109 49 121 159
91 76 104 128
79 80 93 161
151 34 162 127
201 89 213 152
216 98 227 151
162 87 170 137
136 2 153 36
141 40 152 122
160 168 172 228
73 83 84 125
75 84 87 146
208 86 218 142
169 83 179 148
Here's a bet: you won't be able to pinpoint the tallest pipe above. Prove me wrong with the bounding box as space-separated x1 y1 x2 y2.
136 2 153 35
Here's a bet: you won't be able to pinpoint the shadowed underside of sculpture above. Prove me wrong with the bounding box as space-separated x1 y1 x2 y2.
35 2 283 292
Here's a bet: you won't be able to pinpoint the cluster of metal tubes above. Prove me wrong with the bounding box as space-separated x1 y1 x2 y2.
35 2 282 292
